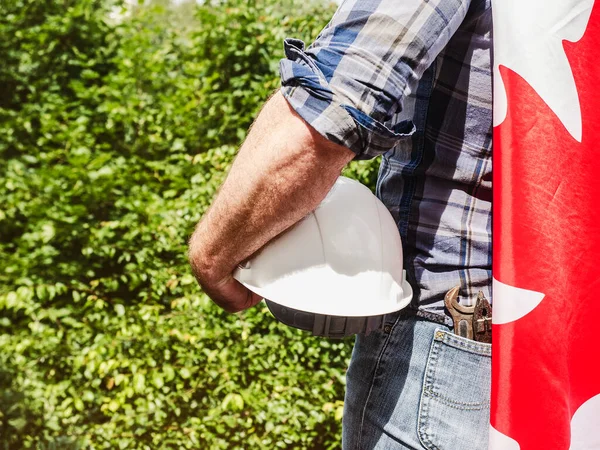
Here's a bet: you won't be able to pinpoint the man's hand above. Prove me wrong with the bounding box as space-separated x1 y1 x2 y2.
188 91 355 313
188 219 262 313
193 271 262 313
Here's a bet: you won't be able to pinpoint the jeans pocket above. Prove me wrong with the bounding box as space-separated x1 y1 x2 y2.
417 329 491 450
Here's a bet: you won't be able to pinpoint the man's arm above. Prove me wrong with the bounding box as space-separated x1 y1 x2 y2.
190 0 473 312
188 91 355 312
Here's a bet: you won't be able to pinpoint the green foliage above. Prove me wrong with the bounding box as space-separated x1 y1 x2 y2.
0 0 377 448
343 160 380 194
192 0 325 150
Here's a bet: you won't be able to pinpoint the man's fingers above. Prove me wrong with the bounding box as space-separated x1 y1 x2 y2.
207 274 262 313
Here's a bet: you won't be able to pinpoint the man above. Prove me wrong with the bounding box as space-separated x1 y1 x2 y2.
188 0 492 448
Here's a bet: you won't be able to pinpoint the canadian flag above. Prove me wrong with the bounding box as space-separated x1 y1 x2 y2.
490 0 600 449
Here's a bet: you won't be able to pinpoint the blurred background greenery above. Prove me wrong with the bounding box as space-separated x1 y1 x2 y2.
0 0 378 448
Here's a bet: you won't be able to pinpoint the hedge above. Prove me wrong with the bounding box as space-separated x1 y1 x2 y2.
0 0 378 448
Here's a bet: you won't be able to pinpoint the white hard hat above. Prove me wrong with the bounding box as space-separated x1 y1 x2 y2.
233 176 412 337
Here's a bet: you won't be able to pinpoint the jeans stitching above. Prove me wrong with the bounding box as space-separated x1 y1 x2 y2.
356 314 403 450
417 331 442 450
436 331 492 356
422 387 490 410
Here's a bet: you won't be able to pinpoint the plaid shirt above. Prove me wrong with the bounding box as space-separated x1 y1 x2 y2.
279 0 492 324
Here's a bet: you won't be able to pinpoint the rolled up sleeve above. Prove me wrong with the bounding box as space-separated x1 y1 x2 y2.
279 0 472 159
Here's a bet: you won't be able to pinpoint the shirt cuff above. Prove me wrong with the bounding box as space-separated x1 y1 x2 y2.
279 38 415 160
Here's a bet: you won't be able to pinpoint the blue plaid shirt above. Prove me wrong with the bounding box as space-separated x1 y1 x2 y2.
279 0 492 323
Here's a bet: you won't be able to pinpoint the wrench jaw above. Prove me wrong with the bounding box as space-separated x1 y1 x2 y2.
444 286 475 339
444 286 492 343
474 292 492 344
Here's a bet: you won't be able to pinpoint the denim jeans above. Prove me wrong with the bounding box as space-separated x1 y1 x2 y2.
343 311 491 450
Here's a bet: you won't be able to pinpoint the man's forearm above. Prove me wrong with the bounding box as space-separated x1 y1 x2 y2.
188 91 355 310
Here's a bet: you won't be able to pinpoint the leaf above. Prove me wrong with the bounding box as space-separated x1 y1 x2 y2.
114 304 125 317
152 372 164 389
108 400 120 412
222 393 244 411
133 373 146 393
8 418 27 431
74 397 85 411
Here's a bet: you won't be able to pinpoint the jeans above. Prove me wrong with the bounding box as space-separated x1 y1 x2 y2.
343 311 491 450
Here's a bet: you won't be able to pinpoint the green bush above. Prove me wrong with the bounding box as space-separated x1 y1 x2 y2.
0 0 379 448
